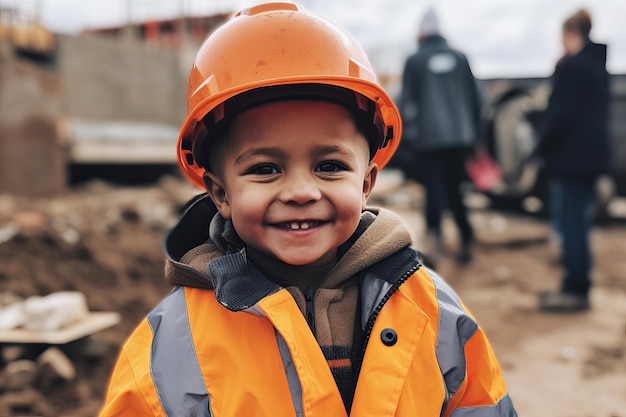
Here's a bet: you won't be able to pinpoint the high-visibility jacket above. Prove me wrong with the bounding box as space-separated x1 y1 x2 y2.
99 247 516 417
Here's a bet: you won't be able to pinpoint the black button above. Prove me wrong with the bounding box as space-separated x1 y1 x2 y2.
381 328 397 346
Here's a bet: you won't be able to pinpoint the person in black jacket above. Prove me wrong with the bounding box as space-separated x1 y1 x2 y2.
534 8 610 312
399 7 481 265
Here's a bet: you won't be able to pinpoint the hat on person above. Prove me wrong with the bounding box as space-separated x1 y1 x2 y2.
419 6 440 37
177 2 402 190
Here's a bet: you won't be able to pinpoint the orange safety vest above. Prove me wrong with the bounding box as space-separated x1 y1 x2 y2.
99 264 515 417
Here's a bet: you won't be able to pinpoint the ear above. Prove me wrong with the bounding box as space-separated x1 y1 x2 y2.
203 171 231 219
362 162 378 209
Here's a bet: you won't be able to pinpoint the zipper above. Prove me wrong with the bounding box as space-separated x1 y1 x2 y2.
354 262 420 376
304 287 315 332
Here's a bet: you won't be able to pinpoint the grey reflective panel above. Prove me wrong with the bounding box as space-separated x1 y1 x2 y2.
449 394 518 417
431 271 479 401
147 286 212 417
360 273 393 329
276 330 304 417
243 304 267 317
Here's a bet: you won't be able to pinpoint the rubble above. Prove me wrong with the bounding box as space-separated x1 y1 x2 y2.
0 347 76 416
0 360 37 391
0 178 186 417
0 291 90 332
0 301 23 331
0 387 54 417
0 275 121 415
0 224 19 245
37 347 77 387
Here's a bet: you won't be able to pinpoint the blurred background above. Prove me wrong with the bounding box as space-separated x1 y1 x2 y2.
0 1 624 416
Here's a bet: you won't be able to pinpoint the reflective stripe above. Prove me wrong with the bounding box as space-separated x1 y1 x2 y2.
243 304 267 317
449 394 518 417
360 274 393 329
431 271 479 407
147 287 212 417
276 330 304 417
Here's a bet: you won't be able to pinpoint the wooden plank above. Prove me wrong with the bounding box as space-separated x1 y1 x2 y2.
0 312 120 345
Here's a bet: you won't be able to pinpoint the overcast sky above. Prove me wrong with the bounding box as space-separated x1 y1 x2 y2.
3 0 625 79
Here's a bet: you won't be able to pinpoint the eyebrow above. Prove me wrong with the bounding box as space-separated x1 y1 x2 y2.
311 144 357 160
234 147 286 165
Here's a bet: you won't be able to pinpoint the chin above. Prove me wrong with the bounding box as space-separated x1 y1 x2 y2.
278 253 327 266
280 257 318 266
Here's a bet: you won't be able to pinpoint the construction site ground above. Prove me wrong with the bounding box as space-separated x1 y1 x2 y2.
0 172 624 417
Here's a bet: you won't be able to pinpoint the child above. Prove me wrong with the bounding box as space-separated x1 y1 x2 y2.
99 3 517 416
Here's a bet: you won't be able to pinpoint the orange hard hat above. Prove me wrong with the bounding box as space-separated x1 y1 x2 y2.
177 2 402 189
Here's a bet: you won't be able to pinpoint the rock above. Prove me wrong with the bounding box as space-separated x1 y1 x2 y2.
488 215 508 233
137 200 175 231
560 345 577 361
23 291 89 332
0 387 54 417
0 359 37 390
11 211 47 233
493 266 512 282
1 345 26 363
59 226 81 245
0 224 19 244
37 347 76 388
0 301 25 330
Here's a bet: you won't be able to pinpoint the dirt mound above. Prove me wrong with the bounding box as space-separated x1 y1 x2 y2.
0 177 199 416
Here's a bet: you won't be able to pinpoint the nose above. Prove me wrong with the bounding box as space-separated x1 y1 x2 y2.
279 170 321 205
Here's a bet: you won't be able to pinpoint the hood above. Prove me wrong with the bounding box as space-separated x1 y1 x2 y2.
418 34 448 49
163 194 413 293
577 41 607 68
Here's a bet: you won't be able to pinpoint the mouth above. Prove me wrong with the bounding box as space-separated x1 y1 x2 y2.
275 220 323 230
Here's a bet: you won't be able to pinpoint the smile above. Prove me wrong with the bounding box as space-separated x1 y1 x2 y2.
278 221 321 230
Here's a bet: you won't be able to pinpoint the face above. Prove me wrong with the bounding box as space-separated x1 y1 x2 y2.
204 100 378 267
562 29 584 55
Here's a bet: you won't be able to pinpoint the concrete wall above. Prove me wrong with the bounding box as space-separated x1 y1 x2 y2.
0 43 67 196
56 34 192 125
0 34 200 196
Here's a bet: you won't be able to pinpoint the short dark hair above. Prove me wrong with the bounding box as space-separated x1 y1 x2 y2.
563 8 592 40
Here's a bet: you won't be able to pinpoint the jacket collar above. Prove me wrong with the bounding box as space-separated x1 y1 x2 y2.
163 194 417 311
579 41 607 67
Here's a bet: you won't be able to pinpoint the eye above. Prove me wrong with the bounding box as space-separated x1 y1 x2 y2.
247 164 280 175
316 161 345 172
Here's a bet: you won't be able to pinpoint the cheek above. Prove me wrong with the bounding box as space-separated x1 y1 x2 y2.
333 185 366 219
227 187 268 223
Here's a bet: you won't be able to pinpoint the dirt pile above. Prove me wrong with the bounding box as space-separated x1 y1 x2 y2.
0 176 199 416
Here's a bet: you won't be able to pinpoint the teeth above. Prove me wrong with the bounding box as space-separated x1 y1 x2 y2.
287 221 315 230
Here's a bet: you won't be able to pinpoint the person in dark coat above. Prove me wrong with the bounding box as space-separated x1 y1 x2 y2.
399 7 481 265
534 8 610 312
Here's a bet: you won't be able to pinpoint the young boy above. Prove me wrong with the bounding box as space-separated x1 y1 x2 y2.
99 3 517 416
